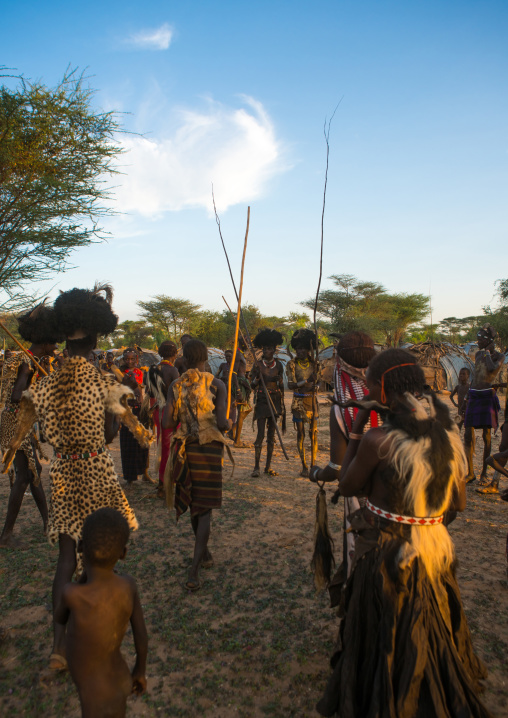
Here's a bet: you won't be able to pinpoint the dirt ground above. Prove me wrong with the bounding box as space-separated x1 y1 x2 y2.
0 394 507 717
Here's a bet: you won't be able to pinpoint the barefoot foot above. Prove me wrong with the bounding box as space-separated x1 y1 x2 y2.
251 468 260 477
49 653 68 672
201 550 214 569
0 534 23 549
476 484 499 494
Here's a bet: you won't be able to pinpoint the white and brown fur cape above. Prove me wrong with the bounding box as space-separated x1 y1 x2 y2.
342 391 466 583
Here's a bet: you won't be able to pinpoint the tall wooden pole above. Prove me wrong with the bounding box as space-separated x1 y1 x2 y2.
226 207 250 418
0 320 48 377
213 190 289 460
222 296 249 350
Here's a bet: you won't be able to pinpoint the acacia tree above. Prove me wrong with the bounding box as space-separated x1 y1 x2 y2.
137 296 201 340
378 294 430 346
302 274 429 345
112 320 155 349
482 279 508 348
0 68 122 310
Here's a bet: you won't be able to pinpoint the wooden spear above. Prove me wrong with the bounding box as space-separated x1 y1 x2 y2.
226 207 250 418
0 319 48 377
213 189 289 461
310 101 342 591
222 296 249 350
312 99 343 403
223 294 282 419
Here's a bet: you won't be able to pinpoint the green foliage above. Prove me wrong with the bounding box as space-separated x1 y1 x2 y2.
137 296 202 340
112 320 155 349
0 68 122 310
135 297 311 349
437 316 482 344
192 310 232 348
405 323 439 344
0 312 23 349
302 274 429 345
116 296 326 350
482 279 508 348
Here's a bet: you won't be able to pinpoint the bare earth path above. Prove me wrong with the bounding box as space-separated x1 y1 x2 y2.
0 395 507 716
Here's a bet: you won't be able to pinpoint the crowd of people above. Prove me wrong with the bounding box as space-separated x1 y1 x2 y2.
0 286 505 717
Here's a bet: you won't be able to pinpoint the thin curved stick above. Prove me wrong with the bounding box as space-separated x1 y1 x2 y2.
213 188 289 460
227 207 250 417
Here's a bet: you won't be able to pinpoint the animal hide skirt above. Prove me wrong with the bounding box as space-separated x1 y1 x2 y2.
316 510 492 718
253 390 283 420
171 440 223 519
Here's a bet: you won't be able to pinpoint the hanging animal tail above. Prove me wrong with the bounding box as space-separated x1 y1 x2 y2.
386 392 466 583
311 485 335 591
139 392 152 429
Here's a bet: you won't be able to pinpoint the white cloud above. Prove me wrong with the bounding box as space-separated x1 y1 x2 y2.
113 97 286 216
127 23 173 50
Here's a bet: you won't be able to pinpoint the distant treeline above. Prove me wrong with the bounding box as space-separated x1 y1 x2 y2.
2 275 507 352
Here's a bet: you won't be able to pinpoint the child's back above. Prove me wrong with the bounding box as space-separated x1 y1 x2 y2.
65 573 136 716
56 508 147 718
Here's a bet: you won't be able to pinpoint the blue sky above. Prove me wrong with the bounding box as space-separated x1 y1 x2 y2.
2 0 507 325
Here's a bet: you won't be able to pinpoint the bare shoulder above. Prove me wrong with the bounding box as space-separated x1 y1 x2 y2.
112 572 139 600
361 426 389 451
169 376 181 391
62 581 84 607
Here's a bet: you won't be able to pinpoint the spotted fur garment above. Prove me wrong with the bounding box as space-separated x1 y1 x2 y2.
0 353 40 484
28 357 138 545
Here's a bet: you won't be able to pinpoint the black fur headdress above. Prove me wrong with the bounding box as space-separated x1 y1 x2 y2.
54 282 118 339
17 301 63 345
253 328 284 349
290 329 317 351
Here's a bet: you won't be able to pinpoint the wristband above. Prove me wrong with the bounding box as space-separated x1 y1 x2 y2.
349 432 363 441
328 461 341 471
310 466 320 482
